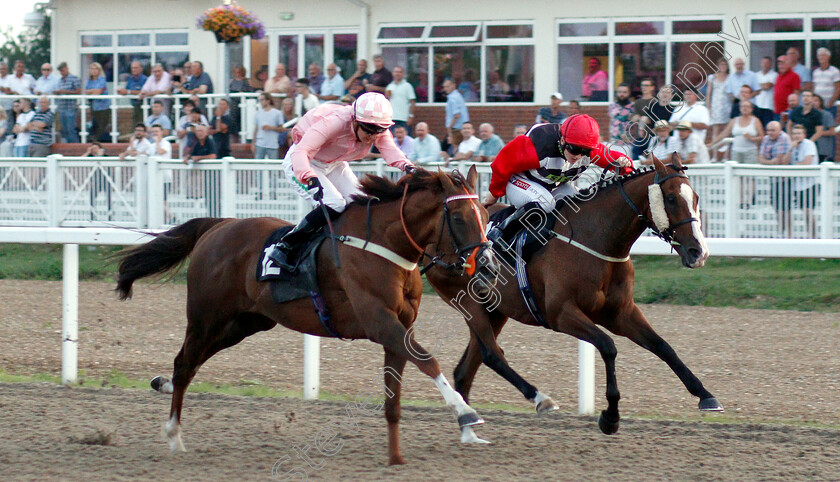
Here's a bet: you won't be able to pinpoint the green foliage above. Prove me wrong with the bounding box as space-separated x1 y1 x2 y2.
0 4 51 72
0 244 121 281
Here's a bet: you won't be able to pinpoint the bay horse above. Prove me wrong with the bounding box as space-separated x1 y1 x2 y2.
425 154 722 435
115 166 498 465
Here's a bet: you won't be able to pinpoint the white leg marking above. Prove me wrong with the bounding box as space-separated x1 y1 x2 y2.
460 426 491 444
680 184 710 265
433 374 472 416
161 381 174 394
533 391 550 406
165 414 186 452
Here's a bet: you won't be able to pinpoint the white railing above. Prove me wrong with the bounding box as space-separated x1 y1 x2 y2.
2 92 281 144
1 156 838 240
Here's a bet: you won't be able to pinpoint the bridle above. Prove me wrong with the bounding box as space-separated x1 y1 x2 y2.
399 183 490 276
617 165 698 246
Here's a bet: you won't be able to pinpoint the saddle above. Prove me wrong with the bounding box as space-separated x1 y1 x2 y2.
257 226 341 338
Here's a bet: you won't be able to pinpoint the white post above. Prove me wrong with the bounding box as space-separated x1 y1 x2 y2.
221 157 236 218
723 161 739 238
578 340 595 415
62 243 79 385
147 156 164 228
819 162 834 239
135 155 148 228
46 155 61 227
303 334 320 400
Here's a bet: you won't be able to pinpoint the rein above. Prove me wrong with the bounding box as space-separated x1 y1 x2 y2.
399 183 490 276
617 166 697 247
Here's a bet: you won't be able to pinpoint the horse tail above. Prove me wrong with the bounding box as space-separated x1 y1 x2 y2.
115 218 227 300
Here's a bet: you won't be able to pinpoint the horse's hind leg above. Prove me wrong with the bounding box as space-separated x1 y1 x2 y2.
553 304 621 435
613 305 723 411
161 312 276 452
383 348 407 465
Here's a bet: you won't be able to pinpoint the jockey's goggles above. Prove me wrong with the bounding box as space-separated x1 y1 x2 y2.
358 122 388 135
563 143 592 156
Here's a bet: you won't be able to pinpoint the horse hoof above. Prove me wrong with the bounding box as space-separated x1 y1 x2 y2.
598 410 620 435
151 376 173 394
458 412 484 428
388 455 406 465
460 426 491 444
699 397 724 412
536 397 560 413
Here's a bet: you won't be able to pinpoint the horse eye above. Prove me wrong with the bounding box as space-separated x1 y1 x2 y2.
452 214 466 225
666 194 677 204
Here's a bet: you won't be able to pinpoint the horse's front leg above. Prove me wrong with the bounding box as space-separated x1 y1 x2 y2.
457 306 559 413
552 302 621 434
612 304 723 412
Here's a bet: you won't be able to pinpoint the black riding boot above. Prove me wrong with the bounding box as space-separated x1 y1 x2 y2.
488 201 543 246
269 206 340 267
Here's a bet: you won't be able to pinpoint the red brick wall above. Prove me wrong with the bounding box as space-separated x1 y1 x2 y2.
414 105 611 143
51 143 253 158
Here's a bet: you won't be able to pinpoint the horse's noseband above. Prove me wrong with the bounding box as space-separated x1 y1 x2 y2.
618 166 698 247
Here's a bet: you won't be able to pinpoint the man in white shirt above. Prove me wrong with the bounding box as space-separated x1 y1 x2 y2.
755 56 778 111
787 46 812 91
148 124 172 159
139 63 173 112
812 47 840 116
672 120 709 164
119 124 155 160
669 88 710 141
785 123 818 237
4 60 36 96
385 66 416 133
11 98 35 157
317 63 345 103
445 122 481 166
409 122 442 165
293 78 320 117
0 62 11 111
33 63 59 95
725 58 759 101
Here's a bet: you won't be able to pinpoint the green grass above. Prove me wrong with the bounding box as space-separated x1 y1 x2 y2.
422 255 840 312
0 244 837 312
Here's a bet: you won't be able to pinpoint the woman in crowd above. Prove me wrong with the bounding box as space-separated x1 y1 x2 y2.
228 65 254 143
707 59 731 158
710 100 764 163
85 62 110 142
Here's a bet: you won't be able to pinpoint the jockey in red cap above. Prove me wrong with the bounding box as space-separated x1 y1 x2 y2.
485 114 633 241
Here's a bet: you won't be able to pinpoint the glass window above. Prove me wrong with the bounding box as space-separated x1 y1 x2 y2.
118 53 151 84
118 34 150 47
749 40 805 72
378 26 425 40
382 46 430 102
304 35 325 72
812 17 840 32
615 43 666 96
487 24 533 39
615 21 664 36
486 45 534 102
156 51 189 74
429 25 479 40
81 53 115 85
333 34 358 83
433 46 480 102
81 34 112 48
558 22 607 37
672 20 722 35
558 44 608 101
278 35 299 80
156 32 189 46
671 41 723 96
751 18 803 33
250 37 269 90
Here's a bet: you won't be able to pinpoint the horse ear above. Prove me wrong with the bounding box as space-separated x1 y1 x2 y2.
437 167 454 191
651 153 667 172
466 164 478 191
670 151 684 170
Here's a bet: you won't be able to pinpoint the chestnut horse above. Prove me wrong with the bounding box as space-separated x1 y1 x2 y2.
115 167 498 465
425 155 722 435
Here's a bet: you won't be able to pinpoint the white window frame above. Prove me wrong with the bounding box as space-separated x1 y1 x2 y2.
266 27 359 80
377 20 534 105
555 16 725 105
749 13 840 72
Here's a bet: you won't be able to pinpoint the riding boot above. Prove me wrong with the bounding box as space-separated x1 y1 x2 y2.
488 201 543 247
269 206 340 267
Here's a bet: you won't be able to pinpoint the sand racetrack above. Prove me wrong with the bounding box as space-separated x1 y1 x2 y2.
1 280 838 480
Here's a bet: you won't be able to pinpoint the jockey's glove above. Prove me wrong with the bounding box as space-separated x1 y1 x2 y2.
307 177 324 201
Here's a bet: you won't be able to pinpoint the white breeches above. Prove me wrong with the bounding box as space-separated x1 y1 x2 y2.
504 174 577 211
283 143 363 213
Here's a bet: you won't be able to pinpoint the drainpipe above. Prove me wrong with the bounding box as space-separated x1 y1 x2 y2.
344 0 369 61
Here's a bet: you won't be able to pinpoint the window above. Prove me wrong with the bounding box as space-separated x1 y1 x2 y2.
556 17 725 104
749 14 840 78
378 21 534 104
249 30 356 90
79 29 189 93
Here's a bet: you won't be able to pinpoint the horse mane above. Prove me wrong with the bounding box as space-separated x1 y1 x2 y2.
556 165 659 210
351 169 468 205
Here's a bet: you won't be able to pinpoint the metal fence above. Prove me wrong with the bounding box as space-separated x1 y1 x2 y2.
0 156 838 239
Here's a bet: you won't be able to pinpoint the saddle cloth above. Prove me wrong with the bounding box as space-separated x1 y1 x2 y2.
488 206 554 265
257 226 327 304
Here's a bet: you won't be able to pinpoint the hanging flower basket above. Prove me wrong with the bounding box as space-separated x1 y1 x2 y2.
197 4 265 43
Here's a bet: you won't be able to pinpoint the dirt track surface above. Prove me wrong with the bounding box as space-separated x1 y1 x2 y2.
1 280 839 480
